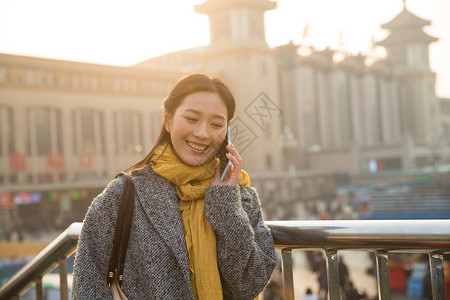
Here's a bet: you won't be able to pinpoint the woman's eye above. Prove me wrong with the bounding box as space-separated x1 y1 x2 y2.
212 123 224 128
185 117 197 122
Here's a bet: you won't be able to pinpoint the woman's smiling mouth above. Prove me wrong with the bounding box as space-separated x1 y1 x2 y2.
186 141 209 152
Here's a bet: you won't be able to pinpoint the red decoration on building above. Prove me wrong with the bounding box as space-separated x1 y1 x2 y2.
39 173 46 182
9 152 28 172
0 192 13 208
80 153 94 169
47 152 63 170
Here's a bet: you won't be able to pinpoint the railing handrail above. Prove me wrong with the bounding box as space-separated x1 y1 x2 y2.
0 222 82 299
1 220 449 299
266 219 450 252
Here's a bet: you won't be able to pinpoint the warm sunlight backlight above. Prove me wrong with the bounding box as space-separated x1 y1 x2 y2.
0 0 448 96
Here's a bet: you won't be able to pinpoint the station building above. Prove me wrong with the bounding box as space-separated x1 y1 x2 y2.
0 0 447 232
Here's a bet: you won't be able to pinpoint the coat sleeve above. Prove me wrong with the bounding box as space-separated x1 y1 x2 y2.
204 185 277 300
71 176 125 300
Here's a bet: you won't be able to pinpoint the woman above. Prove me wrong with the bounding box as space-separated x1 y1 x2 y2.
72 73 277 299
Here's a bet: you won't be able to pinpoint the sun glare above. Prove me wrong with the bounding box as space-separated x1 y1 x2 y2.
0 0 448 96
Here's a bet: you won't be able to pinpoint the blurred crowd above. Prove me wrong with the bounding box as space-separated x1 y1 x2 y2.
262 196 357 221
0 211 76 242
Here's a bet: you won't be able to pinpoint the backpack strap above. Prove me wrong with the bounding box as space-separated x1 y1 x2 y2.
107 174 135 288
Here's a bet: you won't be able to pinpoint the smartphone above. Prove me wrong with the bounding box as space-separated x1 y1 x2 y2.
220 126 232 182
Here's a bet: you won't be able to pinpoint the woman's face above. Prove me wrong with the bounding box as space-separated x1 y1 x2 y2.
165 91 228 166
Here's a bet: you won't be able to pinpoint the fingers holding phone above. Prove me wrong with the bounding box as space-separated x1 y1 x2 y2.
225 143 243 183
212 143 243 186
212 124 243 185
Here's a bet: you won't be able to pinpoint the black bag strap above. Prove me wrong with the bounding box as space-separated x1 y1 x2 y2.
107 174 135 288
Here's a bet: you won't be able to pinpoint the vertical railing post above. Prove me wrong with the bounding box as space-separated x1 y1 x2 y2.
376 251 391 300
325 249 340 300
35 276 43 300
59 257 69 300
429 253 446 300
281 248 295 300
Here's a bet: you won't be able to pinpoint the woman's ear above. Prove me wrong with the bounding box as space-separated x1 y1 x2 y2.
163 112 172 133
164 120 171 134
164 120 170 133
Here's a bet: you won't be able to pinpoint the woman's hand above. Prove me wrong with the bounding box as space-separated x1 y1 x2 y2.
211 144 243 186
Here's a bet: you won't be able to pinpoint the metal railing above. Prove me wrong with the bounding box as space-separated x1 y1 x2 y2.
1 220 449 299
268 219 450 300
0 223 81 300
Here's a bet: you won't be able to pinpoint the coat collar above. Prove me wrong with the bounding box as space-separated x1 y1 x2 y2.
130 166 192 289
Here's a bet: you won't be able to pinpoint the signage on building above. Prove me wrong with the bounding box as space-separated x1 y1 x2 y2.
13 192 42 204
60 194 71 212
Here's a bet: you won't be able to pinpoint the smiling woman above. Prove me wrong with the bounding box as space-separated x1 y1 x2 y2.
164 91 228 167
127 73 236 174
71 73 276 300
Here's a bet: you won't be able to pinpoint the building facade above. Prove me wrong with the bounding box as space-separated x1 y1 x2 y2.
276 4 448 177
0 0 448 232
0 55 185 232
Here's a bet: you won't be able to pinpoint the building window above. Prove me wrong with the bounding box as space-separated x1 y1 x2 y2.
27 107 62 156
0 106 14 157
443 124 450 141
265 153 272 169
260 60 268 77
0 66 8 83
440 101 450 115
0 106 16 183
73 109 106 155
115 110 143 155
211 11 231 42
26 107 63 183
231 9 249 39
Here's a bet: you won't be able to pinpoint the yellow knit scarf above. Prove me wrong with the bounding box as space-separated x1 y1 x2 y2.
150 143 250 300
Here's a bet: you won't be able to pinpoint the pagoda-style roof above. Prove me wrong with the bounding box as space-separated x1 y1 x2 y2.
381 7 430 30
274 41 299 67
297 47 335 69
195 0 276 13
367 58 395 76
377 28 438 46
275 40 297 52
336 53 366 74
377 6 438 47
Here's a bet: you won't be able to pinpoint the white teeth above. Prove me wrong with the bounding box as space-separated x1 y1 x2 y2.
187 142 208 151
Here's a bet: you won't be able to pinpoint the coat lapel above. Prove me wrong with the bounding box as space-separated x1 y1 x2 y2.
131 168 191 288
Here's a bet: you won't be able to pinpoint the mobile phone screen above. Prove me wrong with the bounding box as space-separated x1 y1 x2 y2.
220 126 232 182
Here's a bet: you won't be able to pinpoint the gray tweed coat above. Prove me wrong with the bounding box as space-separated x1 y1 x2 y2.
71 166 276 300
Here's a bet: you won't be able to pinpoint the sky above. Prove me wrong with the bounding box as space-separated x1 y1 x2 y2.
0 0 449 97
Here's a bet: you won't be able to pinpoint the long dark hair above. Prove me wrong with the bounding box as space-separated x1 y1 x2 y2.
124 73 236 174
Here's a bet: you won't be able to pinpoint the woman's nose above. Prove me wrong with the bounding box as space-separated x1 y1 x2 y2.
193 123 209 139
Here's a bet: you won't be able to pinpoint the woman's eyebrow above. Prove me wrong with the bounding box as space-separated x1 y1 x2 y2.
184 108 226 120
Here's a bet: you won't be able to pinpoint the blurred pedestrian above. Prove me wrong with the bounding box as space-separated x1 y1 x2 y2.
317 260 328 300
303 287 319 300
344 281 367 300
339 256 349 289
263 262 284 300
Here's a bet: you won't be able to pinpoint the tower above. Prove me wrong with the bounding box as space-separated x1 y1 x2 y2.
195 0 276 53
195 0 284 174
376 2 439 143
